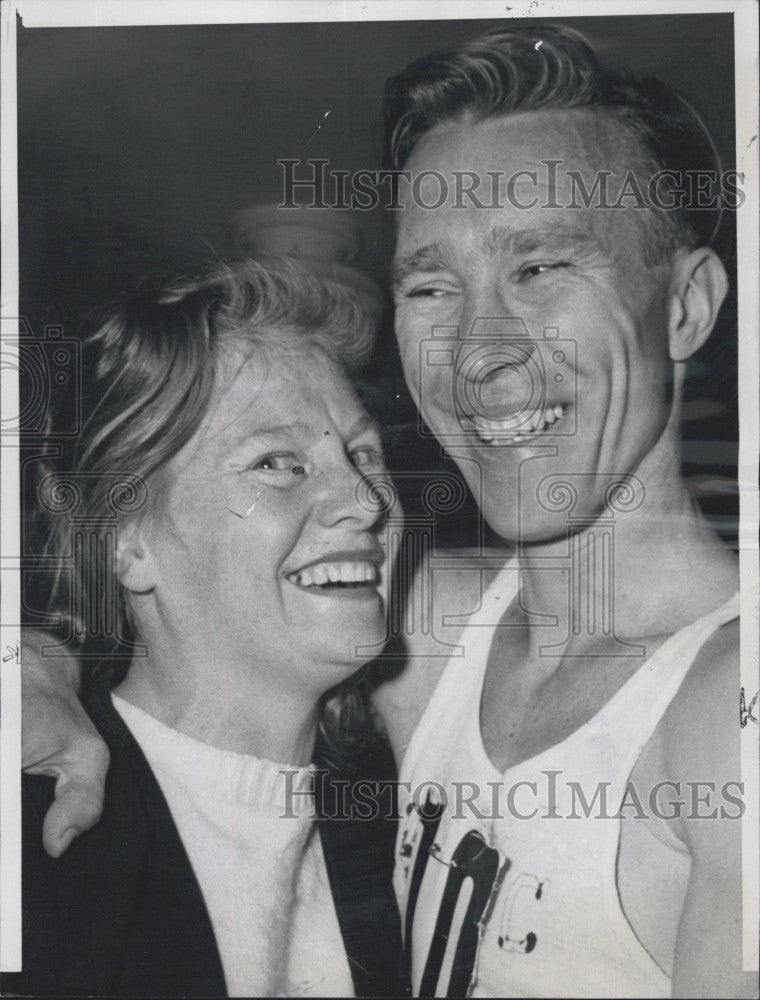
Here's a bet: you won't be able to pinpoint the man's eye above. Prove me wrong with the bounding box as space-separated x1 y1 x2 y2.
251 454 297 472
518 262 570 281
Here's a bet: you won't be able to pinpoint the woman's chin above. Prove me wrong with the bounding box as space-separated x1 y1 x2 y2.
314 613 389 676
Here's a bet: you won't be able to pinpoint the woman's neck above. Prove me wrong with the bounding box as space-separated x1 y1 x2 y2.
114 635 320 765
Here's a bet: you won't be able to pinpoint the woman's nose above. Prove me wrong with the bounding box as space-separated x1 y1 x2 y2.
314 459 395 530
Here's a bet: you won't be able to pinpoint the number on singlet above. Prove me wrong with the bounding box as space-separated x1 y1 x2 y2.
418 830 504 997
402 791 509 997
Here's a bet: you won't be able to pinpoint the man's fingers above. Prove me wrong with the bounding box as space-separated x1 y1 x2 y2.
41 746 110 858
19 637 111 857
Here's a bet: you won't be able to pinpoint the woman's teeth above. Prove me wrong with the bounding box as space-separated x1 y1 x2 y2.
288 561 379 588
474 404 567 444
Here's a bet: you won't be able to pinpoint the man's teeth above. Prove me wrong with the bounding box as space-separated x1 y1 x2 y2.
475 405 567 444
288 561 379 588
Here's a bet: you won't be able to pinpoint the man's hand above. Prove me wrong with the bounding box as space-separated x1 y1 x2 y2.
21 632 108 857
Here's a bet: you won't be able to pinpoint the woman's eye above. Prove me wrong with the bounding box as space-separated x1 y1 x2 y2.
407 286 447 298
350 446 385 471
251 454 297 472
405 284 458 299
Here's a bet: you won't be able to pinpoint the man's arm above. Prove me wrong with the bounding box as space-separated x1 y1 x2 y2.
20 631 108 857
669 622 758 998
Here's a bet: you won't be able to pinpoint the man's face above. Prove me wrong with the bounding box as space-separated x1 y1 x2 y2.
393 109 677 543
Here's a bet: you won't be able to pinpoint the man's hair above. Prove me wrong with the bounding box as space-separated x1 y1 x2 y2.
383 23 722 259
36 255 378 757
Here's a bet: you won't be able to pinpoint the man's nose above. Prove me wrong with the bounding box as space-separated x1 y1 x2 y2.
458 288 539 356
456 313 539 382
453 296 544 416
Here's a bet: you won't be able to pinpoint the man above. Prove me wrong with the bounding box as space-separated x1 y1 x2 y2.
373 25 752 999
18 23 755 999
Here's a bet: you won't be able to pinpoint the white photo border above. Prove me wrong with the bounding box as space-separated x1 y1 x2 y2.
1 0 757 976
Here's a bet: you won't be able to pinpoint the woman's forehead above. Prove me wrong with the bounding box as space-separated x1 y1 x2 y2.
208 334 360 434
221 325 340 368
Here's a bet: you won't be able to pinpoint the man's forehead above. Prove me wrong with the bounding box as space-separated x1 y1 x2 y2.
404 105 631 173
392 112 654 275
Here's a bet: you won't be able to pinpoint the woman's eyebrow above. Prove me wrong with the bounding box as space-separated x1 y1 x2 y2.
347 414 382 440
223 421 307 447
391 243 450 288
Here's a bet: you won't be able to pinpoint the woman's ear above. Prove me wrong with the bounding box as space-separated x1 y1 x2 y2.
117 520 156 594
667 246 728 362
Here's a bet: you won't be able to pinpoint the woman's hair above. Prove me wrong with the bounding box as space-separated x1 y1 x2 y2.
383 23 724 260
37 254 380 760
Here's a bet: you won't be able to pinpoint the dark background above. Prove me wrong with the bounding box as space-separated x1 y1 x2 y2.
17 12 739 549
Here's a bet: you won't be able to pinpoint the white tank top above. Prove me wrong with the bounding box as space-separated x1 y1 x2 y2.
394 563 739 998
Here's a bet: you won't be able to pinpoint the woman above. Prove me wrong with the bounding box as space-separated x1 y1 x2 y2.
7 256 405 997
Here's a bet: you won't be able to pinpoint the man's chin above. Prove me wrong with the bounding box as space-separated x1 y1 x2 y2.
479 496 585 550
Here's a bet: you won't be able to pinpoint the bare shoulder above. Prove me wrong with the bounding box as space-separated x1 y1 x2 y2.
371 545 508 762
654 618 757 997
660 616 740 788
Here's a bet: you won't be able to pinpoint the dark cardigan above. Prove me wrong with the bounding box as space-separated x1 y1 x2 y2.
2 680 407 997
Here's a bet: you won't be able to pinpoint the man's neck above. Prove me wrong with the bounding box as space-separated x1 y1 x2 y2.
513 473 737 658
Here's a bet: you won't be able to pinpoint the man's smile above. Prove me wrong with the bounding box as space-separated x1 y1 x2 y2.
464 403 570 443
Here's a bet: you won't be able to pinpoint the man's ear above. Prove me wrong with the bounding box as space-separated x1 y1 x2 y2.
667 246 728 362
117 520 156 594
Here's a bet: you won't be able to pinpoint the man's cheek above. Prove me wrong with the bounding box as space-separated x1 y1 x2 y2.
397 345 424 403
400 332 447 407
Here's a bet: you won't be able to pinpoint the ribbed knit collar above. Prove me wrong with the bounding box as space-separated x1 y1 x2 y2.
112 693 315 816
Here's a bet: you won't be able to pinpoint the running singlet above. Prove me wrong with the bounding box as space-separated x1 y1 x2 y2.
394 563 739 997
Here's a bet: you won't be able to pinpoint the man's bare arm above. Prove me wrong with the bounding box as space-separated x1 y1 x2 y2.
21 631 108 857
669 624 758 998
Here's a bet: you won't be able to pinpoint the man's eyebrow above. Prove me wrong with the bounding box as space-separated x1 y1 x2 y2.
484 225 605 258
392 227 606 288
391 243 450 288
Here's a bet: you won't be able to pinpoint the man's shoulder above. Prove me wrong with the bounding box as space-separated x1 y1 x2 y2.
372 545 510 761
645 615 742 848
662 615 740 773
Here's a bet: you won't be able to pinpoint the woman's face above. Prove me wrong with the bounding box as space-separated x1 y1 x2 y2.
133 333 392 699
